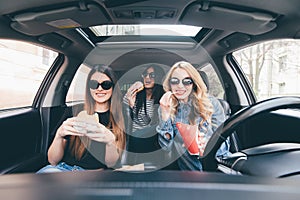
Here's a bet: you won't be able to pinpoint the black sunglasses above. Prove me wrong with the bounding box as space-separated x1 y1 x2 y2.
89 80 114 90
142 72 155 79
169 77 194 86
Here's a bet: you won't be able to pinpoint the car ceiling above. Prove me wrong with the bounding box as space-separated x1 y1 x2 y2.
0 0 300 66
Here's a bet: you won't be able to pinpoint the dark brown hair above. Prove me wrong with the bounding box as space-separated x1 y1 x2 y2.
70 65 125 160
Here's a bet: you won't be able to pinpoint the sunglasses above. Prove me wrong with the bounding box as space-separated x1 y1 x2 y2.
88 80 113 90
169 77 194 86
142 72 155 79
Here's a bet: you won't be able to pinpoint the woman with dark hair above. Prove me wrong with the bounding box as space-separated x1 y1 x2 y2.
123 64 165 133
37 65 125 173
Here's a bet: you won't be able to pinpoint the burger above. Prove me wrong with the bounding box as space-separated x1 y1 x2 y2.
74 111 99 133
132 81 144 93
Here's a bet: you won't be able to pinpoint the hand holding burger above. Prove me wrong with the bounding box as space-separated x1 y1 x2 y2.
126 81 144 108
73 111 99 134
130 81 144 94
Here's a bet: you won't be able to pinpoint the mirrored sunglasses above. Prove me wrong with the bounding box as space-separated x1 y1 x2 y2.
88 80 113 90
142 72 156 79
169 77 194 86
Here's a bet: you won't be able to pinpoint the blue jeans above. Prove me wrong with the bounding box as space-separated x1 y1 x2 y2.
36 162 85 173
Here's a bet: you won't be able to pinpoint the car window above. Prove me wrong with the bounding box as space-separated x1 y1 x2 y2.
67 63 225 103
233 39 300 102
67 63 171 103
0 39 58 110
198 63 225 99
66 64 90 103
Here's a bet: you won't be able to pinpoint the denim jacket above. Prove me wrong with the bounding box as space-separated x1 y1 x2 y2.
156 96 230 170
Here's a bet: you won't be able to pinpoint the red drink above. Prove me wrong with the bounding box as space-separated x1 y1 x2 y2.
176 122 200 155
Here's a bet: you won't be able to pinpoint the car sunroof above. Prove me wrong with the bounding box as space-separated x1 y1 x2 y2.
89 24 202 37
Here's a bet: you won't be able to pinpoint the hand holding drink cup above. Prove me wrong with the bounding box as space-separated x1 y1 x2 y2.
197 131 207 156
176 122 199 155
176 122 207 156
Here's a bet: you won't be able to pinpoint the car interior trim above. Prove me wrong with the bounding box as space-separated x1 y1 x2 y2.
180 2 277 35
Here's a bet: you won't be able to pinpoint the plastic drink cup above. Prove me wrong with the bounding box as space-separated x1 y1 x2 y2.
176 122 200 155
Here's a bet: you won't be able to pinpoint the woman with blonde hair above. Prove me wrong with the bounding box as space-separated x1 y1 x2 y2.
157 61 230 170
37 65 125 173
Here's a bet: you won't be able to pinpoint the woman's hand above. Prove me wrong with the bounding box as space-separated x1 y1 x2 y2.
68 116 116 145
48 117 85 166
56 117 85 138
84 122 116 145
197 132 207 157
126 81 143 108
127 91 137 108
159 91 173 121
84 122 119 167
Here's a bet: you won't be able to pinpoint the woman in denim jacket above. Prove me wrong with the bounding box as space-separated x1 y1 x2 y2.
156 61 230 171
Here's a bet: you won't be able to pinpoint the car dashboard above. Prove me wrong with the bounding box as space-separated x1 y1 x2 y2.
1 170 300 200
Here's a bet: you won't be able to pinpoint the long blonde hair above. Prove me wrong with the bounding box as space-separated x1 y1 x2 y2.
163 61 213 127
70 65 125 160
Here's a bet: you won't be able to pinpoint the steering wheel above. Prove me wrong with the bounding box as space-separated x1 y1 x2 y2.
202 96 300 171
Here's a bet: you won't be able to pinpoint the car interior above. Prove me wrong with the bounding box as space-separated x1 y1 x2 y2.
1 0 300 199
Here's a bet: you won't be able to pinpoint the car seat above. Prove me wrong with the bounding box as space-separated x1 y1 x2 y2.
198 70 241 153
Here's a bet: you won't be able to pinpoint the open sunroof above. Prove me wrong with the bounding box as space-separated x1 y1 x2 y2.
89 24 202 37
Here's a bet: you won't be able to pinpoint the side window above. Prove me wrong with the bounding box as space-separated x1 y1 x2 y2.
66 63 224 102
233 39 300 101
0 39 58 110
66 64 90 103
66 63 170 103
198 63 225 99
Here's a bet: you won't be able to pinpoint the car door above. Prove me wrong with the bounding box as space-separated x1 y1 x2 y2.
0 39 59 174
232 39 300 149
